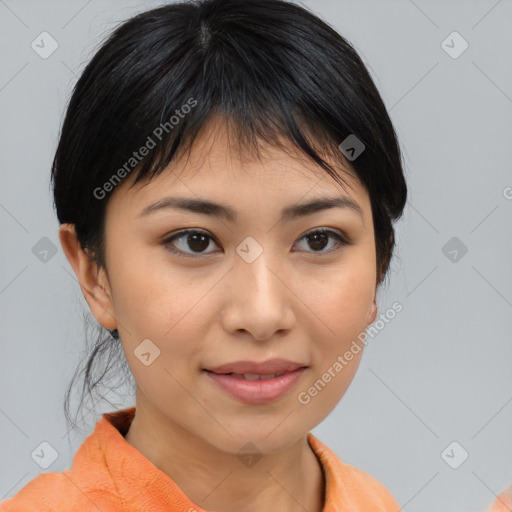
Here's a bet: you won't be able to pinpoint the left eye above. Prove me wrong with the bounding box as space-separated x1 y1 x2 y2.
294 228 349 253
162 228 349 258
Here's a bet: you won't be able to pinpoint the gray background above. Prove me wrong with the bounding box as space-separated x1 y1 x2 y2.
1 0 511 511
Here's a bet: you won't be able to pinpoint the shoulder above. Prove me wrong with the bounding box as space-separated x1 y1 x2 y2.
338 461 400 510
0 469 121 511
487 485 512 512
0 471 78 511
0 415 124 512
307 433 399 511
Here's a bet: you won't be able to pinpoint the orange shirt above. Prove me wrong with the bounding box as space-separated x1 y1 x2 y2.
0 407 399 511
487 486 512 512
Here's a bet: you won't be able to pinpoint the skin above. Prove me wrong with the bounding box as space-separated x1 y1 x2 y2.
59 116 378 512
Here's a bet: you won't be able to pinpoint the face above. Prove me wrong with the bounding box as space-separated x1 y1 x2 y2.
83 118 377 454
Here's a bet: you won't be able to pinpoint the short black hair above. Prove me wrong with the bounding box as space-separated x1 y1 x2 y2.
53 0 407 430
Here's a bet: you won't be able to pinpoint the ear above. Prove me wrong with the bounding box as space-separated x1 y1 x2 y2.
58 223 117 331
366 298 377 325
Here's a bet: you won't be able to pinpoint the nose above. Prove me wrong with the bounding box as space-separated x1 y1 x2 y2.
220 250 296 341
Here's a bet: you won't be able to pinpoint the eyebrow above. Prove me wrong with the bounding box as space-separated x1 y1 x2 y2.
137 195 364 222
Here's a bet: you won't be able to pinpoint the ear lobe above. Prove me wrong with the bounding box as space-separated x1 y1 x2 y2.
59 223 118 331
367 299 377 325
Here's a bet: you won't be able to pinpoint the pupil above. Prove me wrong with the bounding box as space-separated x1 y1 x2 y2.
188 234 209 252
309 233 327 251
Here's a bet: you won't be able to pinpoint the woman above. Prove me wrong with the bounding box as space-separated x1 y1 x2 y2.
0 0 407 510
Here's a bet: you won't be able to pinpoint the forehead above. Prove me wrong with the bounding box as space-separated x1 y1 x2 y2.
109 116 367 212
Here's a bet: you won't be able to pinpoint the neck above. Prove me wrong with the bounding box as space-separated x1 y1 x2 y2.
124 400 325 512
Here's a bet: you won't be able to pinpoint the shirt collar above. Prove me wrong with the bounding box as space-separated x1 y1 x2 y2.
76 406 371 511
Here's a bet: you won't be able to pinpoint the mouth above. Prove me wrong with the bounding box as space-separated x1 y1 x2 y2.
204 358 307 376
202 360 308 405
204 370 290 380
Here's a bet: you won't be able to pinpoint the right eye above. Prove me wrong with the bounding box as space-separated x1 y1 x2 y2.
162 229 221 258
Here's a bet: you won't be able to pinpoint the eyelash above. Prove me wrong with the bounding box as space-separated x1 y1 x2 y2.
161 228 351 258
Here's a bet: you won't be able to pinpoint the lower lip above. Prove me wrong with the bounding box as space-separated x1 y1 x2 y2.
204 368 307 405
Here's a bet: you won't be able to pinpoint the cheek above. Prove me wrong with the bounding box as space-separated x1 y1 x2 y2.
307 259 375 343
108 242 181 325
107 246 207 362
111 262 207 405
300 247 375 410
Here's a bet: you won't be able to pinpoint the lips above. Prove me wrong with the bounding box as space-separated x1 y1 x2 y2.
204 363 308 405
221 372 286 380
204 358 307 377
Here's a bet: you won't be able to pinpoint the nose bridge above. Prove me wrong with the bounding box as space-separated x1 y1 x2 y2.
222 240 295 339
236 243 282 305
